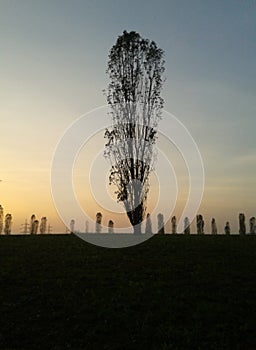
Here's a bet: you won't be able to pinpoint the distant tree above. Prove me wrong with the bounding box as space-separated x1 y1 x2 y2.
211 218 217 235
239 213 246 235
30 214 37 234
145 213 152 234
96 212 102 233
0 205 3 234
157 213 165 234
40 217 47 234
249 217 255 235
70 219 75 233
171 216 177 234
196 214 204 234
4 213 12 235
224 221 230 235
184 217 190 235
108 220 114 233
33 220 39 234
104 30 165 234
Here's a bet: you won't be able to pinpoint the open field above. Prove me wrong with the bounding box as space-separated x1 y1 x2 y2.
0 234 256 349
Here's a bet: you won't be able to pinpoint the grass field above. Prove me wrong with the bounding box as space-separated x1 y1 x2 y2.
0 234 256 349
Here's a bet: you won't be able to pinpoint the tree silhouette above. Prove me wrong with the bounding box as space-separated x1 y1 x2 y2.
104 30 165 234
171 216 177 234
211 218 217 235
96 212 102 233
239 213 246 235
4 213 12 235
224 221 230 235
108 220 114 233
184 217 190 235
250 217 255 235
0 205 3 234
40 217 47 234
70 219 75 233
196 214 204 234
145 213 152 234
157 213 165 234
33 220 39 234
30 214 37 234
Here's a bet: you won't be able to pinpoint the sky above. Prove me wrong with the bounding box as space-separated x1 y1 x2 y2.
0 0 255 233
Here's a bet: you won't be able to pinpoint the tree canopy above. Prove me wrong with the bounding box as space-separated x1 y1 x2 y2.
104 31 165 233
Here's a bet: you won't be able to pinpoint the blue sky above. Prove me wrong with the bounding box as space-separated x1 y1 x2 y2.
0 0 255 233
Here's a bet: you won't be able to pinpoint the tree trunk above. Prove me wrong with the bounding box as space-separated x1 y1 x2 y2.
133 223 142 234
127 203 143 234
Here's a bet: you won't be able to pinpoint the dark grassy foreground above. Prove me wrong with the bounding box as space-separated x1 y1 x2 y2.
1 234 256 350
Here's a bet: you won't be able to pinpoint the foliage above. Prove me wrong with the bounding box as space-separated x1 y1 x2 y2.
104 31 165 233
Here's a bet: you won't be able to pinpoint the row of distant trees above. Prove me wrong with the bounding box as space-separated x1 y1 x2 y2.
160 213 255 235
69 214 114 234
0 208 255 235
0 206 51 235
22 215 52 234
29 215 48 234
69 212 256 235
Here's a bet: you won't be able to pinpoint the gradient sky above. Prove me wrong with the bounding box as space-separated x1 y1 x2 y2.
0 0 255 233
